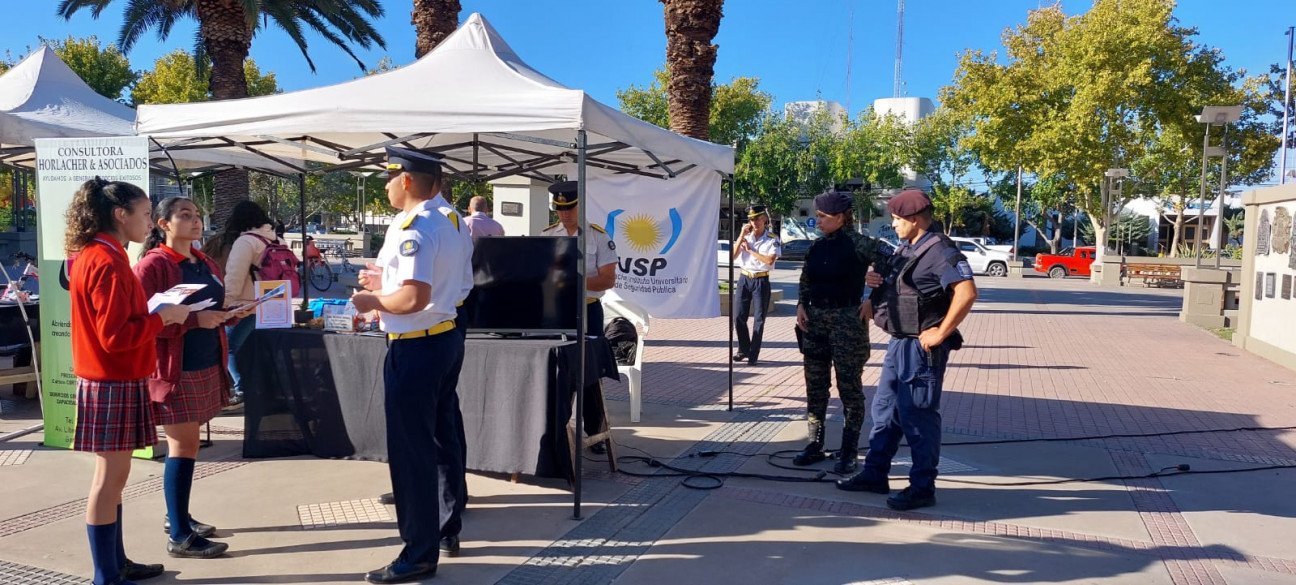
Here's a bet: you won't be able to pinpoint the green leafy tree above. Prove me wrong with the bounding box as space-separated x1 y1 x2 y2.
41 35 135 100
133 50 279 105
618 66 772 146
1080 209 1154 254
941 0 1279 259
733 108 836 215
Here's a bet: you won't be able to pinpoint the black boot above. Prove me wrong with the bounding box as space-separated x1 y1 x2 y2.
833 430 860 474
792 421 827 466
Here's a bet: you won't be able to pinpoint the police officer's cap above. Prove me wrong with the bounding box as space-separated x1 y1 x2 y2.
378 146 443 180
887 189 933 217
747 205 768 220
548 181 579 210
814 192 852 215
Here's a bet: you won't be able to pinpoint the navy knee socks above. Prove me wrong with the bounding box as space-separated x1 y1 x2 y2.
164 457 196 542
87 521 125 585
115 504 127 568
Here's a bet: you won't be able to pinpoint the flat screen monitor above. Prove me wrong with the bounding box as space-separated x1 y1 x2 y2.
463 236 580 333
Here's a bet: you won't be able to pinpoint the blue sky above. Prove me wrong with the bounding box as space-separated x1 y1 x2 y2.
1 1 1289 114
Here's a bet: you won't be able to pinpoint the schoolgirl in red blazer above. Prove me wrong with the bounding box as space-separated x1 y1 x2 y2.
134 196 245 560
66 178 188 585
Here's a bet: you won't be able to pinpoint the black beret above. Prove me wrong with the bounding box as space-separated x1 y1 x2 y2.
548 180 579 209
379 146 443 179
887 189 933 217
814 192 852 215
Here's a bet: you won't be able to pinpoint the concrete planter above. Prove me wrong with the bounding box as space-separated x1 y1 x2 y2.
719 289 784 316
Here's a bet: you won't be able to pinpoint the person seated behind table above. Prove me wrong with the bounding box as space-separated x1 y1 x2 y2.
464 196 505 237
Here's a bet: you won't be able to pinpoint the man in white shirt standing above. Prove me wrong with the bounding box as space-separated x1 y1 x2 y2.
732 205 781 366
463 196 505 237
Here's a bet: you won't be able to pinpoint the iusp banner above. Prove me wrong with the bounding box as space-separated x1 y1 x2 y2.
34 137 152 456
583 167 721 319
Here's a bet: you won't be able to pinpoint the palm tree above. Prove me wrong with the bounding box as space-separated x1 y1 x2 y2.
660 0 724 141
413 0 461 58
56 0 386 228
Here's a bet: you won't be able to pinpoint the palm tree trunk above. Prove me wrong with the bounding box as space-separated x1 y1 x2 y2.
195 0 254 230
413 0 462 58
661 0 724 141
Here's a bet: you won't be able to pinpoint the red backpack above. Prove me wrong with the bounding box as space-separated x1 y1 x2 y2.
248 234 301 296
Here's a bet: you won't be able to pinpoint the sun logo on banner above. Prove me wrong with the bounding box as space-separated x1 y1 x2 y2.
620 213 663 253
605 208 683 255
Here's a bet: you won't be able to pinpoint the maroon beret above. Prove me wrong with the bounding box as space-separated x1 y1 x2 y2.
814 192 852 215
887 189 933 217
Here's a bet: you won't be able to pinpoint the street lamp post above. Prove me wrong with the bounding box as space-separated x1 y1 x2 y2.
1194 105 1243 269
1103 167 1129 257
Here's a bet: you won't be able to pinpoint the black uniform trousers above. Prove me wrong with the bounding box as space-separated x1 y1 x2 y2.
734 273 771 360
384 328 464 567
437 304 470 540
583 299 606 436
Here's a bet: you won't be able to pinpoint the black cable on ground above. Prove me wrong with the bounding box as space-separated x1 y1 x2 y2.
579 424 1296 491
943 425 1296 446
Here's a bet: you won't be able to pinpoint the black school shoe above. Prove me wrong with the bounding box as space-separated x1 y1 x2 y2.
166 533 229 559
835 472 890 494
886 487 936 510
440 535 461 557
365 561 437 584
122 559 164 581
162 516 216 538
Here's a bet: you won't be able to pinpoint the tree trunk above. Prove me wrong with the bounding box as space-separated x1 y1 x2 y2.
1050 211 1062 252
196 0 254 231
1170 212 1185 257
661 0 724 141
413 0 461 58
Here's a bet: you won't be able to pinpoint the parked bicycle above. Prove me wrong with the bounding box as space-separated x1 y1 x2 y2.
302 236 359 293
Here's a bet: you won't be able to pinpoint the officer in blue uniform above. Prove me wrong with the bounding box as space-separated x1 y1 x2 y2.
836 189 978 511
353 147 470 584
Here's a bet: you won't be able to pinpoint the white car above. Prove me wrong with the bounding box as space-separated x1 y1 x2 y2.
950 237 1011 277
718 240 733 266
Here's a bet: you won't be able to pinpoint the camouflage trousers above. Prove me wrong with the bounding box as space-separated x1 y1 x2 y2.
802 305 869 435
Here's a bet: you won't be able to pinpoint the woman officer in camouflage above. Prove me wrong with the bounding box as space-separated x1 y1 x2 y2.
793 191 884 474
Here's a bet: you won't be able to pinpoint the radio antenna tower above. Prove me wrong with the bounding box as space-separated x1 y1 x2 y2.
894 0 905 98
846 2 854 113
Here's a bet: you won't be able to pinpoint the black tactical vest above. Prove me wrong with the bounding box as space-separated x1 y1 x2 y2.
875 235 953 337
804 231 867 304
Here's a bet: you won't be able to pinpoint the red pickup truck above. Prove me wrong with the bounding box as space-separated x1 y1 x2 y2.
1034 247 1098 278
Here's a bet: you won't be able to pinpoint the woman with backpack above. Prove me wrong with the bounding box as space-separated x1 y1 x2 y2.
65 178 190 584
135 196 241 559
208 201 293 405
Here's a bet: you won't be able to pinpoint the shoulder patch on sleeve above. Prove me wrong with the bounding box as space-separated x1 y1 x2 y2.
607 239 616 251
399 238 420 257
955 260 974 279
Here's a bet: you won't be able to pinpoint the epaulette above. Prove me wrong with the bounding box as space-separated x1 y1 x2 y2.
438 209 460 231
590 224 607 234
399 214 419 229
546 222 561 231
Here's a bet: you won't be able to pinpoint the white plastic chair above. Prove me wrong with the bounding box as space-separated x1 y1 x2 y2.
601 291 650 422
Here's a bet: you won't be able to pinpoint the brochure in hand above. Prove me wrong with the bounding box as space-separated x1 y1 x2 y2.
227 282 288 314
147 284 208 314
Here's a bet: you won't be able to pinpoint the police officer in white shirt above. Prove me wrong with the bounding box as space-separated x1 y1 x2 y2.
539 181 619 337
352 147 468 584
732 205 782 365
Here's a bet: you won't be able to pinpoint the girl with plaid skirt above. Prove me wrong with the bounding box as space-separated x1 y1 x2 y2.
67 179 191 585
135 196 248 560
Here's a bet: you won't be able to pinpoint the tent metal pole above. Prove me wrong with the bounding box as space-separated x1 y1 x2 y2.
573 129 587 520
727 175 735 413
299 173 309 308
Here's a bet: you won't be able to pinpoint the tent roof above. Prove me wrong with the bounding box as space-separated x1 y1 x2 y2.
137 13 733 179
0 46 135 151
0 46 292 175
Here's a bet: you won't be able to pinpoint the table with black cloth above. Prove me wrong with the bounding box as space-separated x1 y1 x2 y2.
237 328 618 482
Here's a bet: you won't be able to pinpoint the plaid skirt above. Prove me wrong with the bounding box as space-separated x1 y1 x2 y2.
74 378 157 453
153 366 227 426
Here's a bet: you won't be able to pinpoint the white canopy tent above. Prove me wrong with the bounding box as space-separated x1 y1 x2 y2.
0 46 297 176
137 12 733 180
137 13 734 516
